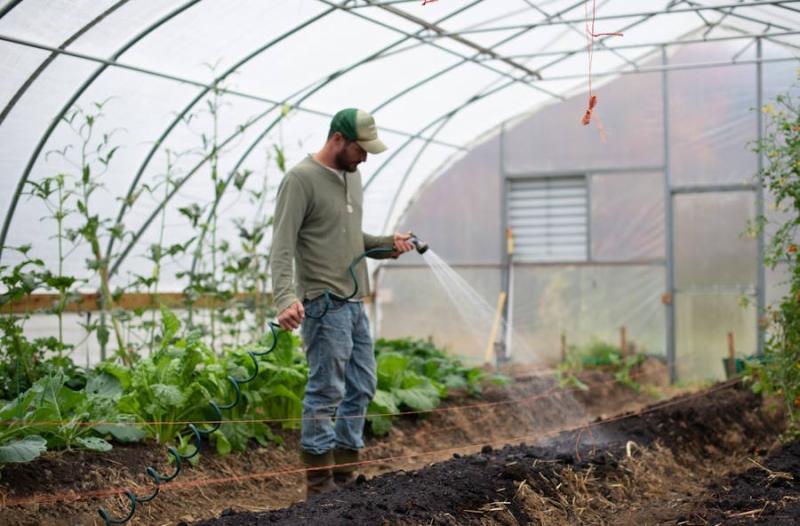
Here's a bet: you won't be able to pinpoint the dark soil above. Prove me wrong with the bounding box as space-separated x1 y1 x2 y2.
195 381 787 526
686 439 800 525
3 442 164 497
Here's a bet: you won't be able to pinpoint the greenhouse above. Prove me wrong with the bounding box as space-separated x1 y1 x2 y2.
1 1 799 525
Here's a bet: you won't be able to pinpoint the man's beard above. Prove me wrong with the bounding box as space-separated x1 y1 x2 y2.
334 150 359 173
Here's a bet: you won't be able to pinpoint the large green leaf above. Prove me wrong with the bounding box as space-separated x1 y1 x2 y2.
159 305 180 348
150 384 185 408
213 430 232 455
399 371 426 390
85 373 123 399
369 389 399 414
116 394 141 415
367 415 393 436
442 374 467 390
76 436 113 452
0 435 47 463
93 423 146 443
264 384 302 403
93 362 131 390
395 383 440 411
376 352 408 389
0 388 38 421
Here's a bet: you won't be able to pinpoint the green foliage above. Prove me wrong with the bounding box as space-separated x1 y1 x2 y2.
210 332 306 454
50 103 130 363
0 435 47 463
0 248 79 401
110 326 225 445
747 84 800 438
366 338 507 436
556 338 646 392
0 316 80 401
100 311 305 455
0 370 138 464
0 95 292 464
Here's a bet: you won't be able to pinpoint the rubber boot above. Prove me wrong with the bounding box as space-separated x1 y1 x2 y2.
333 447 359 488
301 450 338 498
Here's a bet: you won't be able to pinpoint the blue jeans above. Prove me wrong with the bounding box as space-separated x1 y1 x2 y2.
300 297 377 455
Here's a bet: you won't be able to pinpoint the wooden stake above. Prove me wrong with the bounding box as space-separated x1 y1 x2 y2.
561 333 567 363
727 332 736 377
485 291 507 364
620 326 628 360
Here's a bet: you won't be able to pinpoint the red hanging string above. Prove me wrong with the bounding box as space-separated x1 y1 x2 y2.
582 0 623 130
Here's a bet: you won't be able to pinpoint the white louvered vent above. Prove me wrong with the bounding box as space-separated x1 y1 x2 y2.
508 176 588 262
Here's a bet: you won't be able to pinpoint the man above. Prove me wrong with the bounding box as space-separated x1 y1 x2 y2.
270 108 415 497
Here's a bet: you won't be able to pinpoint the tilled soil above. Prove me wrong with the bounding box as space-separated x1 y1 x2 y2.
0 363 668 526
195 381 789 526
686 439 800 525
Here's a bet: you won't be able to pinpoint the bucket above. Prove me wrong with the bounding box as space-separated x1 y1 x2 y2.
722 357 746 379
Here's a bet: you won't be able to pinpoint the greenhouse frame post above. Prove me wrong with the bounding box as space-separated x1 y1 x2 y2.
756 37 766 357
586 174 593 261
662 46 677 384
498 121 509 368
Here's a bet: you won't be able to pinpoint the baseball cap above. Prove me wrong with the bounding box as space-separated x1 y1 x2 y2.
329 108 388 154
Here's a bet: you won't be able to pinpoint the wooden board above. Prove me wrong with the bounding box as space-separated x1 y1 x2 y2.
4 291 372 314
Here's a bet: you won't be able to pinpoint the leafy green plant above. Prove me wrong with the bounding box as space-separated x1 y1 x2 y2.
27 172 76 347
746 82 800 438
105 308 224 445
367 338 508 436
0 247 78 400
211 332 306 455
101 308 306 455
556 339 646 392
0 370 141 464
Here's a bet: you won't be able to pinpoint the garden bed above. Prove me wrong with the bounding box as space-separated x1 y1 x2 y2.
0 363 667 525
195 381 790 526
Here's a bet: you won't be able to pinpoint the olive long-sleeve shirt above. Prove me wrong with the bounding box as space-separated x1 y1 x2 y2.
270 155 395 313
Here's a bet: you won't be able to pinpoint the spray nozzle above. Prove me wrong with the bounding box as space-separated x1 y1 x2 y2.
409 233 429 255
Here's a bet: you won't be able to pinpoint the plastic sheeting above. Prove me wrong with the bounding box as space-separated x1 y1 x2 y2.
509 265 666 364
590 171 664 262
386 34 797 380
503 67 664 174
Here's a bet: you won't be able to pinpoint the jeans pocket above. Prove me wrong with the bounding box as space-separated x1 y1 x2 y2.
303 295 346 319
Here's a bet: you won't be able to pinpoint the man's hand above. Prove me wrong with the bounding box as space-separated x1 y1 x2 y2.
277 300 305 331
391 232 415 258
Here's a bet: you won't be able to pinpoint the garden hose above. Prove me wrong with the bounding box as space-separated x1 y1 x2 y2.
303 246 393 320
97 236 429 525
304 234 427 320
97 322 282 525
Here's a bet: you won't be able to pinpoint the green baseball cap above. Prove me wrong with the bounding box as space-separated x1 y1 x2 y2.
329 108 388 154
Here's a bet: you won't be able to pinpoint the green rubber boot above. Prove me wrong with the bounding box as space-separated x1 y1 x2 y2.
333 447 359 488
301 450 338 498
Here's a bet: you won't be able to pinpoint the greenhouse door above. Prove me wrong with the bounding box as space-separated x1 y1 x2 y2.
671 191 758 381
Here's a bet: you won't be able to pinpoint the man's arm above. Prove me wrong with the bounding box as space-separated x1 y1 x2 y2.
271 174 307 328
363 232 395 259
363 232 415 259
